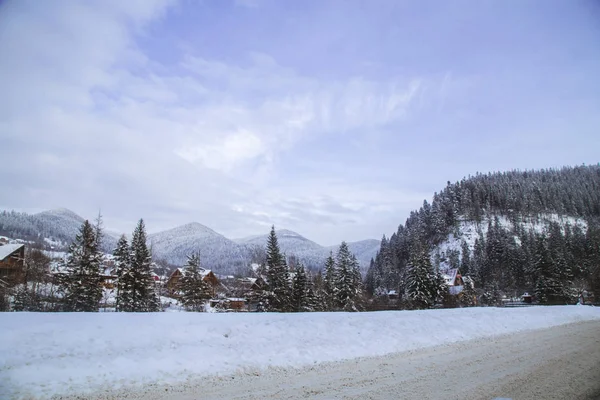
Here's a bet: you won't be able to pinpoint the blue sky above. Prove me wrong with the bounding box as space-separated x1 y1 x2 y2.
1 0 599 245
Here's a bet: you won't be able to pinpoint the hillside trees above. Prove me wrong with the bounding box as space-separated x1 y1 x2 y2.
367 165 600 304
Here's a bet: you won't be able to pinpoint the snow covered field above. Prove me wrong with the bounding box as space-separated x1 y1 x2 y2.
1 306 599 400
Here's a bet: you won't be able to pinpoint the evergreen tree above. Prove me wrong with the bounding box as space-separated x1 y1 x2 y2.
178 253 211 312
126 219 160 312
291 264 308 312
113 234 131 312
335 242 362 311
304 270 318 311
59 220 103 312
12 285 34 311
534 236 569 304
460 240 471 275
265 226 290 311
322 251 337 310
93 211 104 251
405 245 443 309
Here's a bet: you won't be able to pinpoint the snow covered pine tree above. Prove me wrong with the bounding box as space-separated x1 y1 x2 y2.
178 253 211 311
265 226 291 311
124 219 160 312
59 220 103 312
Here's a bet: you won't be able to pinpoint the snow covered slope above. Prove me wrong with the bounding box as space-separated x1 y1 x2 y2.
236 230 380 272
1 306 598 399
0 208 378 273
0 208 118 252
432 213 589 268
148 222 247 271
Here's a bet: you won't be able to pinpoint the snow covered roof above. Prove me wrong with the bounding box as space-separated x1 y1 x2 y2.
175 267 213 278
0 244 24 261
442 268 459 286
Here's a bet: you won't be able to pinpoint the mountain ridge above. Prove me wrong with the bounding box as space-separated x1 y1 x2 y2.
0 208 380 274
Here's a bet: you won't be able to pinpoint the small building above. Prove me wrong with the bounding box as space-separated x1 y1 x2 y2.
0 243 25 286
210 297 247 311
443 268 466 295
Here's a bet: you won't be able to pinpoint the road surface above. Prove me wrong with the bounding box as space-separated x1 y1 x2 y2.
81 320 600 400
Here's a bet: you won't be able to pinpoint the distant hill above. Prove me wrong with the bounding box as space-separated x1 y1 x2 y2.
366 164 600 303
0 208 118 252
148 223 248 274
236 230 380 273
0 209 379 275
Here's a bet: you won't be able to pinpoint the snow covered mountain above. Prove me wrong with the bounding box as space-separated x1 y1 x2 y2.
0 208 380 274
236 230 380 272
148 223 248 273
0 208 118 252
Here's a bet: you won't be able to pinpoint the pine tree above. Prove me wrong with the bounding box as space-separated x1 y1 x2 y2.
59 220 103 312
113 235 131 312
534 236 568 304
126 219 160 312
12 285 34 311
405 245 442 309
304 270 318 311
94 211 104 251
178 253 211 312
322 251 336 310
265 226 290 311
291 264 308 312
460 240 471 275
335 242 362 311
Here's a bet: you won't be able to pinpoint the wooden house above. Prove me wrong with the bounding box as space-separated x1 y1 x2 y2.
0 243 25 286
443 268 468 295
167 267 220 297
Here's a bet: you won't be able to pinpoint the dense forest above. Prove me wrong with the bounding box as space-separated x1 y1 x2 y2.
366 165 600 305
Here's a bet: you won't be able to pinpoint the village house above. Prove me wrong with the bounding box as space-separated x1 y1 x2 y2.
443 268 476 304
0 243 25 286
166 267 220 297
443 268 465 295
210 297 247 311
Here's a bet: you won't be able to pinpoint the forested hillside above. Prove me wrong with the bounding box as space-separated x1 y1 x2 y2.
366 165 600 304
0 209 118 252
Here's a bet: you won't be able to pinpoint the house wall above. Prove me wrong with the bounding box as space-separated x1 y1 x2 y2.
0 246 25 285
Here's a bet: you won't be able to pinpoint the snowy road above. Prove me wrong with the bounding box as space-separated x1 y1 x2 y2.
90 320 600 400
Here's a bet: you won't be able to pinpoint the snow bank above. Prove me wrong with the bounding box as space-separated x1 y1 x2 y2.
1 306 599 399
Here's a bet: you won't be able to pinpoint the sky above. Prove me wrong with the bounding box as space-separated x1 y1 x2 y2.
0 0 599 246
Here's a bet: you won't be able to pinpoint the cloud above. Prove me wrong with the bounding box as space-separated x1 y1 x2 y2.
8 0 596 245
234 0 262 9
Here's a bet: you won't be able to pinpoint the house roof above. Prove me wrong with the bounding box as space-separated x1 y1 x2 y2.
0 244 24 261
442 268 459 286
174 267 213 278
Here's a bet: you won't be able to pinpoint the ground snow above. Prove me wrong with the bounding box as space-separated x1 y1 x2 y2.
1 306 599 399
